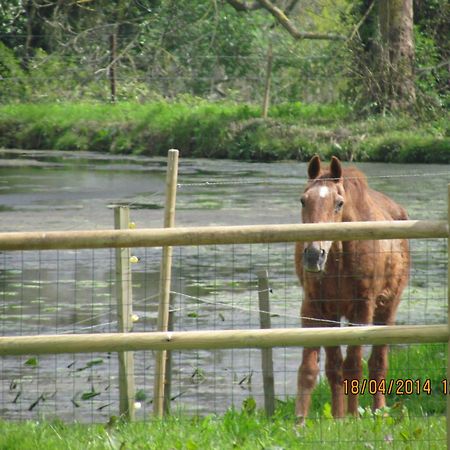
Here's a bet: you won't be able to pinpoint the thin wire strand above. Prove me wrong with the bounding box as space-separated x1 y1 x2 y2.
169 290 364 327
177 171 450 188
56 291 160 334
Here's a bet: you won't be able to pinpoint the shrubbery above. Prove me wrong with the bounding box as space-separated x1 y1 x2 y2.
0 101 448 163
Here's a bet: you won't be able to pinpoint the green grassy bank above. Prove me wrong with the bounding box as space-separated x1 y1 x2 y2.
0 344 447 449
0 411 445 449
0 101 448 163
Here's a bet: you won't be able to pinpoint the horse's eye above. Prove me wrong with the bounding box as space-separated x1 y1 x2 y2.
336 200 344 211
300 197 306 207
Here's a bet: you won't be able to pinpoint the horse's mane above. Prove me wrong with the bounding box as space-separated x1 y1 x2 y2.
342 166 369 192
316 164 407 220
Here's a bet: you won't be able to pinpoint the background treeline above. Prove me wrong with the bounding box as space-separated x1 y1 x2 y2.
0 1 448 161
1 0 448 109
0 0 357 104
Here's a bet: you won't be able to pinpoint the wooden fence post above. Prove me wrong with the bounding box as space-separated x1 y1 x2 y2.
262 41 273 119
109 33 117 103
164 292 175 415
114 206 135 421
153 149 179 417
447 183 450 450
257 269 275 416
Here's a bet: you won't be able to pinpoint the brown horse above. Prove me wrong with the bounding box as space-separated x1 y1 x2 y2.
295 155 410 424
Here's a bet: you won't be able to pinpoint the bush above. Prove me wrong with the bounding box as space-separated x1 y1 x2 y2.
0 43 29 101
364 134 450 163
0 101 448 163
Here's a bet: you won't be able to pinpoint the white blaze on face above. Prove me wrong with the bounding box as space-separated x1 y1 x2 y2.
319 186 330 198
321 240 333 253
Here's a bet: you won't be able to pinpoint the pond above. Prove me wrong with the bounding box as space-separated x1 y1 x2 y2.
0 149 448 421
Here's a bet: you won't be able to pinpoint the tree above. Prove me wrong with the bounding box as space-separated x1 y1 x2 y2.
350 0 416 112
226 0 417 113
413 0 450 109
380 0 415 109
1 0 433 110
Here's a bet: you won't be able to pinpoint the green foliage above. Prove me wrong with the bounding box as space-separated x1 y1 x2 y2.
0 406 446 449
0 101 447 163
366 135 450 164
0 1 354 105
24 357 38 367
0 0 270 102
229 118 323 161
0 42 29 101
270 102 351 124
414 0 450 108
0 0 448 114
387 344 446 415
346 0 449 115
414 26 449 112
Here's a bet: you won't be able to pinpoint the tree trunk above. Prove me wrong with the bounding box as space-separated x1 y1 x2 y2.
378 0 416 111
24 0 37 67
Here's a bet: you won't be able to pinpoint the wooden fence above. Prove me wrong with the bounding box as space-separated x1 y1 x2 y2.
0 152 448 446
0 219 446 251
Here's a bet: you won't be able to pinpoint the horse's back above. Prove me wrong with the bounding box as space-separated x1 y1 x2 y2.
368 188 408 221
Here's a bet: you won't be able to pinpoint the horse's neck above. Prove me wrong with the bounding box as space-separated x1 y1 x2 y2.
342 205 367 222
342 189 373 222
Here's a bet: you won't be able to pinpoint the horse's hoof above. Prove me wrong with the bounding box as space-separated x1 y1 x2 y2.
295 416 306 428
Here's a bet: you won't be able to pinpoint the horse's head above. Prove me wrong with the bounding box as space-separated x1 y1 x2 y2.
300 155 345 273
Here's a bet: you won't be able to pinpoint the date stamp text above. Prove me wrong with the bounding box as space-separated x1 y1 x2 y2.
343 379 450 396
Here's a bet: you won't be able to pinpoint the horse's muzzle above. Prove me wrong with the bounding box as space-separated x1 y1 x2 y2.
303 244 327 273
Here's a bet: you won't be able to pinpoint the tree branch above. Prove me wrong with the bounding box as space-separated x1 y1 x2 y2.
227 0 346 41
256 0 345 40
347 0 375 42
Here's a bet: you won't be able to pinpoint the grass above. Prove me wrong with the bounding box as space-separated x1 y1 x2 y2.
0 344 447 449
0 409 446 449
0 414 443 448
307 343 447 417
0 100 448 162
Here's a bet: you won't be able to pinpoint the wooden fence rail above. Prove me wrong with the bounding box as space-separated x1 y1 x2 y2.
0 219 447 251
0 325 447 356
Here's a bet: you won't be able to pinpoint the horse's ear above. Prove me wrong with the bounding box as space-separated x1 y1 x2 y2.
307 155 321 180
330 156 342 181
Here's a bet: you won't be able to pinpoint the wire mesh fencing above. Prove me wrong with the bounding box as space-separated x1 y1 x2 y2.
0 151 449 448
0 235 447 426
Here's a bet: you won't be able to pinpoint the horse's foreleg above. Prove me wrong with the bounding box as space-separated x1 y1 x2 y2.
343 345 363 415
368 344 389 410
369 292 399 411
296 347 320 425
324 346 345 418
